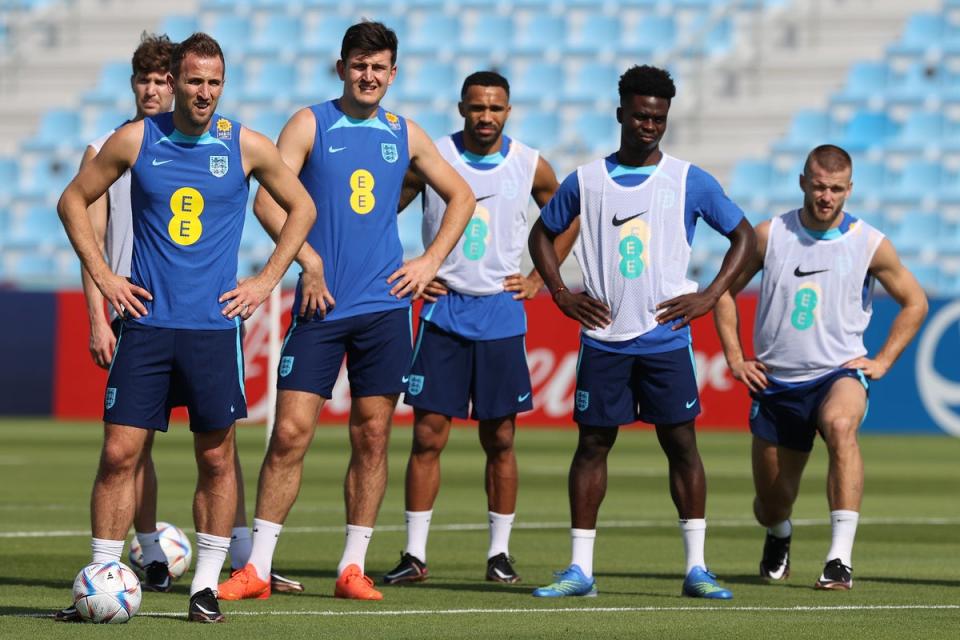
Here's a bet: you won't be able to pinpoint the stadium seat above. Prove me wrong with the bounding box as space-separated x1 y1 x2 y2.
86 108 129 142
621 14 677 57
248 14 301 57
510 62 564 104
242 60 297 103
406 13 458 55
294 61 342 104
10 252 56 281
887 111 944 154
409 109 453 140
883 210 941 253
831 61 889 107
567 111 619 154
83 62 131 106
513 14 566 55
563 61 619 104
248 109 288 141
513 112 560 151
887 13 946 59
209 15 252 57
399 62 458 103
838 110 898 152
159 15 199 42
22 110 82 153
884 161 943 204
727 159 772 203
300 14 353 56
771 110 832 155
460 14 513 56
566 14 621 55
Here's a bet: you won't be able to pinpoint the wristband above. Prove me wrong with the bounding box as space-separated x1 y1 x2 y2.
551 286 568 302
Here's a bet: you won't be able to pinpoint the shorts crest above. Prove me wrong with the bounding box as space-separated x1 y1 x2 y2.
279 356 295 377
407 374 424 396
105 387 117 410
575 389 589 412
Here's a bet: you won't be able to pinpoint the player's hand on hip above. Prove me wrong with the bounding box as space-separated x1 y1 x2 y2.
504 273 541 300
98 273 152 319
220 274 272 320
421 278 449 303
842 356 888 380
731 359 768 393
299 267 336 319
88 320 116 370
554 289 611 330
387 254 441 300
655 291 718 329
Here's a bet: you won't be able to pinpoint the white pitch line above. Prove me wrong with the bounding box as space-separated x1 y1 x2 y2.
14 604 960 619
3 516 960 539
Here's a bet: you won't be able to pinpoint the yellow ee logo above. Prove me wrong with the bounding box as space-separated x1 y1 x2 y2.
167 187 204 246
350 169 375 214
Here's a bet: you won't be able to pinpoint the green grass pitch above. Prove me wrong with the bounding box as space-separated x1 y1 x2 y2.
1 419 958 638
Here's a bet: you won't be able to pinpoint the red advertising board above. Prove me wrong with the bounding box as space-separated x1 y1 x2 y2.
53 291 757 430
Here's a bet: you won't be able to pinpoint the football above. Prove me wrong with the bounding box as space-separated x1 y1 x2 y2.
128 522 193 580
72 561 141 623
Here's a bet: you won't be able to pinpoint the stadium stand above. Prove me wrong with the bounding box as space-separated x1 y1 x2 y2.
0 0 947 291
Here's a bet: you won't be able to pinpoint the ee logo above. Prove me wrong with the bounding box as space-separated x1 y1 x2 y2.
168 187 204 246
350 169 375 214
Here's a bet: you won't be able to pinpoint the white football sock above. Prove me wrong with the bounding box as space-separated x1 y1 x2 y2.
248 518 283 580
403 510 432 563
826 510 859 567
768 519 792 539
570 528 596 578
337 525 374 576
91 537 124 564
679 518 707 574
487 511 515 559
135 530 166 566
190 532 230 596
229 526 253 570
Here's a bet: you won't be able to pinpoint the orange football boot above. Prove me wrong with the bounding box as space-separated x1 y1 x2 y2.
217 563 271 600
334 564 383 600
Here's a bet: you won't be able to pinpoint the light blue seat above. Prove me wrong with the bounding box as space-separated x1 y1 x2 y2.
563 61 619 103
901 258 940 292
568 111 619 153
887 13 945 58
409 109 452 140
12 252 56 281
0 158 21 197
406 13 458 55
728 159 772 202
461 14 513 55
831 61 888 107
621 14 677 56
302 15 352 55
888 62 944 107
209 15 251 57
249 14 301 56
513 14 566 54
294 61 342 104
83 62 130 106
887 111 944 154
6 204 66 249
838 110 897 152
883 161 942 204
567 14 620 55
510 62 564 104
87 108 129 141
772 110 832 155
883 210 941 253
399 62 458 103
513 113 560 151
680 15 733 58
159 15 199 42
23 110 82 152
249 109 288 141
850 159 886 195
242 60 297 102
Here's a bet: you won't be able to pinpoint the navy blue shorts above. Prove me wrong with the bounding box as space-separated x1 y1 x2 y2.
750 368 868 453
403 320 533 420
103 322 247 432
277 308 412 399
574 343 701 427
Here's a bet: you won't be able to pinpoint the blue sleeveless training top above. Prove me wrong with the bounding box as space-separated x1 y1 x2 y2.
128 112 248 330
295 99 411 321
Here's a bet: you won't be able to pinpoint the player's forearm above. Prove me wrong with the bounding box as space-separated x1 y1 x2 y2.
259 202 317 286
714 293 747 367
527 218 579 287
58 191 113 286
81 266 110 328
873 297 928 369
423 192 474 265
528 218 565 295
254 188 323 272
702 219 756 301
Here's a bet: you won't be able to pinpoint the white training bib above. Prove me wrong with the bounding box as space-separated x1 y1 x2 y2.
422 135 539 295
755 209 885 382
573 154 696 342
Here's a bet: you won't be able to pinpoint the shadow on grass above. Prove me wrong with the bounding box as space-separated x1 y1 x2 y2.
860 575 960 588
0 606 54 618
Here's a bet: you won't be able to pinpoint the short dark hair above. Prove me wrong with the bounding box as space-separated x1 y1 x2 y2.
618 65 676 102
460 70 510 100
804 144 853 175
170 32 224 79
131 31 175 77
340 21 398 66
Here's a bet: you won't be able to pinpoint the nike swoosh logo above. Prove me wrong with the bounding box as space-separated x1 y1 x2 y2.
518 392 531 402
794 266 829 277
328 145 347 153
390 567 414 578
402 376 410 383
492 568 512 580
685 399 697 409
151 158 172 166
611 211 648 226
194 603 217 615
476 194 495 202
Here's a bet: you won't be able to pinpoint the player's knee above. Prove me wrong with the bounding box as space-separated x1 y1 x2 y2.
269 418 314 459
352 422 390 460
479 429 514 458
195 443 234 477
822 415 860 450
99 439 141 475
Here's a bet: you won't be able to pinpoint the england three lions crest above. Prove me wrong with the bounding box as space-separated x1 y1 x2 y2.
381 143 398 164
210 155 229 178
